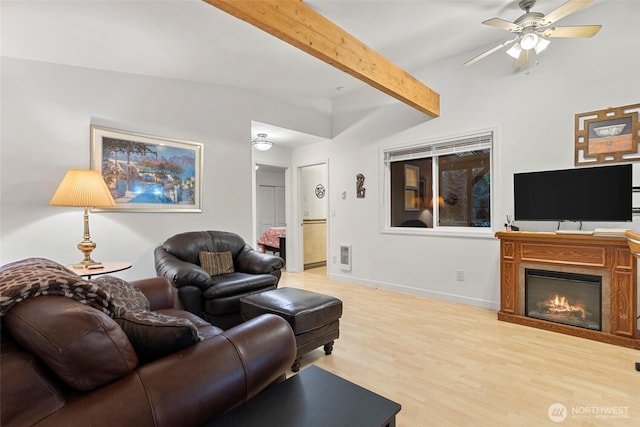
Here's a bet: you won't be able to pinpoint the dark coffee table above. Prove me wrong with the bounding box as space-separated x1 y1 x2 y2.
206 365 401 427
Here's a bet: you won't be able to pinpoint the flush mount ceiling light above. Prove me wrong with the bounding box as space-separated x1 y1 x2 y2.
251 133 273 151
465 0 601 68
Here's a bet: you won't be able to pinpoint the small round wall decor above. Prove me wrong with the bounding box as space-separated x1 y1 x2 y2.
315 184 326 199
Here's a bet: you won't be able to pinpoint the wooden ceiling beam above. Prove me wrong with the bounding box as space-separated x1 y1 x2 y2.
203 0 440 118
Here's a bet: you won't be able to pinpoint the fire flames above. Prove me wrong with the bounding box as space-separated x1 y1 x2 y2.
545 294 586 320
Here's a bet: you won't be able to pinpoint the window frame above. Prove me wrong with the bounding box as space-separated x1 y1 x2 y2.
380 128 499 239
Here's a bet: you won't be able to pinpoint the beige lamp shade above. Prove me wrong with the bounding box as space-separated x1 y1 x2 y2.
49 169 116 208
50 169 115 268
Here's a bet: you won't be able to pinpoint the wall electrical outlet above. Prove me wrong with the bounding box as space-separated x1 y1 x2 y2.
456 269 464 281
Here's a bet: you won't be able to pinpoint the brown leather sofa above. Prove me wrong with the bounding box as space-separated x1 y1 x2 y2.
1 276 296 427
154 230 284 329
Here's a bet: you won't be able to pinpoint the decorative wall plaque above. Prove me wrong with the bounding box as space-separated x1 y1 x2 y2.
356 173 366 198
575 103 640 166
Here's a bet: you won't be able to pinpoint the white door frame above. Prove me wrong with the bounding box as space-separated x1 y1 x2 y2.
252 160 291 267
293 160 329 273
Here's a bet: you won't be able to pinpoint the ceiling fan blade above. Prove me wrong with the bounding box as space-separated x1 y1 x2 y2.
543 25 602 38
540 0 593 26
464 39 515 67
482 18 521 33
514 49 531 69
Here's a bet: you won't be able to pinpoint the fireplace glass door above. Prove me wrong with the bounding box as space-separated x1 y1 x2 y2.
525 269 602 331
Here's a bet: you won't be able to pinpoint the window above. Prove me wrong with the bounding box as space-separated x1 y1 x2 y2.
385 132 492 230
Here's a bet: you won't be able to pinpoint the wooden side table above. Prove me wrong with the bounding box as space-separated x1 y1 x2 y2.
67 262 132 279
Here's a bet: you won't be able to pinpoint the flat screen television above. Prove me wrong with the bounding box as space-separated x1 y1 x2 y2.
514 164 632 222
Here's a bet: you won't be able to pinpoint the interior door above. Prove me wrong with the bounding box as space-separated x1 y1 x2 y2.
257 185 276 236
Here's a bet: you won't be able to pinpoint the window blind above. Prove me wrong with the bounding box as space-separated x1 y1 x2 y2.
385 132 493 163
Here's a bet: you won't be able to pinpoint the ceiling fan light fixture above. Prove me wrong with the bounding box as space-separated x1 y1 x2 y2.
467 0 600 67
506 43 522 59
520 32 539 50
534 37 550 54
251 133 273 151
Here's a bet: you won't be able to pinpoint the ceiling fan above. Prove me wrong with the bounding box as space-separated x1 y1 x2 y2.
465 0 602 68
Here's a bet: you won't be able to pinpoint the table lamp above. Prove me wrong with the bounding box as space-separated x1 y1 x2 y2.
49 169 116 268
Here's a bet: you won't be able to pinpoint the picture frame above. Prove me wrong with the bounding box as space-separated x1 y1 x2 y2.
575 103 640 166
90 125 203 212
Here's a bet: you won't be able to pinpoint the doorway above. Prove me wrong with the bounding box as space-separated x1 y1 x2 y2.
299 163 328 270
255 164 287 262
250 120 331 274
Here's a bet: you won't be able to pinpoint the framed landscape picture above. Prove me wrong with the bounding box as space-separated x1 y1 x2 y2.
90 125 203 212
575 103 640 166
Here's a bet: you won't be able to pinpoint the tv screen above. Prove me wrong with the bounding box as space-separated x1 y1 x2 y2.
514 164 632 222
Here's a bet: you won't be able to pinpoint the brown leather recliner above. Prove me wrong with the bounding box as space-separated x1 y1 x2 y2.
154 230 284 329
1 276 296 427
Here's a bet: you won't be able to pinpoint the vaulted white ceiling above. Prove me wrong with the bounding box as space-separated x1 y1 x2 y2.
1 0 612 146
2 0 607 98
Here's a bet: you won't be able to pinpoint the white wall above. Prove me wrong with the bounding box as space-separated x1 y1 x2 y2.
0 58 331 280
256 169 285 187
293 0 640 309
300 164 327 220
252 143 292 167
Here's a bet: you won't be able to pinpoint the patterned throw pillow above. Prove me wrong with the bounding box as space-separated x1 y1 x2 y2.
116 310 202 363
93 275 201 363
199 251 234 276
93 275 149 316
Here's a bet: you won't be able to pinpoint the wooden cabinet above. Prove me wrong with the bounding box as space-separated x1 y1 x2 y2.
303 219 326 268
496 231 639 349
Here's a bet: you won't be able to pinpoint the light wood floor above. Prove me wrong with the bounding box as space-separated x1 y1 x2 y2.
279 268 639 427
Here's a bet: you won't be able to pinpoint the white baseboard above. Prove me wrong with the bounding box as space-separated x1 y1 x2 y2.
327 272 499 311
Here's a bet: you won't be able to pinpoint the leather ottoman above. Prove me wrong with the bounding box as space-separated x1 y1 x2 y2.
240 288 342 372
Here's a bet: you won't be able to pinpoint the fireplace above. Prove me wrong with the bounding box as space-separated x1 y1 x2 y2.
525 269 602 331
497 232 638 349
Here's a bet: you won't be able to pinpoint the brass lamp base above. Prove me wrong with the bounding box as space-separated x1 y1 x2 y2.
73 239 102 268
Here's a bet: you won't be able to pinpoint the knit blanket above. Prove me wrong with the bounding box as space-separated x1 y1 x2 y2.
0 258 114 317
